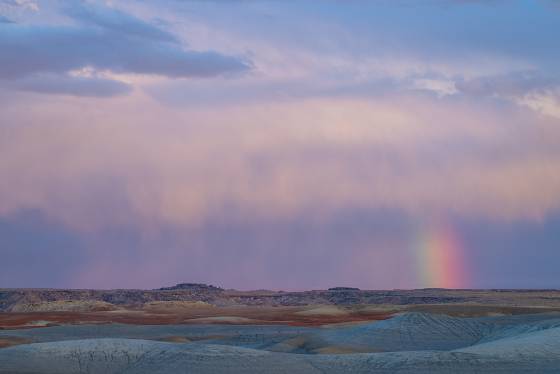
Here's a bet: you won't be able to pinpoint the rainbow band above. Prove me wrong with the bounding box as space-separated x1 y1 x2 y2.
416 225 468 289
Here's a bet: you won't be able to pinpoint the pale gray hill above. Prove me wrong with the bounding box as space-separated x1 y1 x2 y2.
0 339 320 374
3 313 560 373
2 338 560 373
456 325 560 358
477 313 560 344
316 312 490 352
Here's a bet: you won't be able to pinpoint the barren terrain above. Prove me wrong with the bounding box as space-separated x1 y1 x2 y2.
2 285 560 373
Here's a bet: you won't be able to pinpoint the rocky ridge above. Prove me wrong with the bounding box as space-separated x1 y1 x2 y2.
2 285 560 312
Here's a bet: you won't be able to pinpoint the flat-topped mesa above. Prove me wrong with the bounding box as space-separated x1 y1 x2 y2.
156 283 223 292
328 287 360 291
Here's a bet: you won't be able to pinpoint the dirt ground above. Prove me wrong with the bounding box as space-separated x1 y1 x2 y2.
0 305 393 330
3 301 560 331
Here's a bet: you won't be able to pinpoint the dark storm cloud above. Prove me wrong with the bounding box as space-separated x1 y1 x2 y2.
6 205 560 290
0 210 88 288
63 3 178 43
0 2 251 96
459 212 560 289
1 0 559 290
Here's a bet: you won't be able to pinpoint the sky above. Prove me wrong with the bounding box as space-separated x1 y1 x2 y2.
1 0 559 290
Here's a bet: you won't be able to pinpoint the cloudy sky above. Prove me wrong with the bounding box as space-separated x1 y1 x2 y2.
1 0 559 290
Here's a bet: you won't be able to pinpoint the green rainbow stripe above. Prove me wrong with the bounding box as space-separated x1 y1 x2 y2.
416 224 468 289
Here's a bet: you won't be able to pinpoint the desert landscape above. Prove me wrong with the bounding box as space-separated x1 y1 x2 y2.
2 0 560 372
1 284 560 373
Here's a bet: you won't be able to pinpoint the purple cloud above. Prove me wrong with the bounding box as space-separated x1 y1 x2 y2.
9 73 132 97
0 3 251 96
456 71 559 97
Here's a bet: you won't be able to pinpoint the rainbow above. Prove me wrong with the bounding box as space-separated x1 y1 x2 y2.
415 223 469 289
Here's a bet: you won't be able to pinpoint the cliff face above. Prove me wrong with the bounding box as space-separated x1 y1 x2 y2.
2 286 560 313
0 286 223 312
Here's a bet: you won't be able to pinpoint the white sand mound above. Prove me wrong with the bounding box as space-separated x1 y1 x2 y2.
295 305 349 316
143 301 212 311
186 316 260 324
